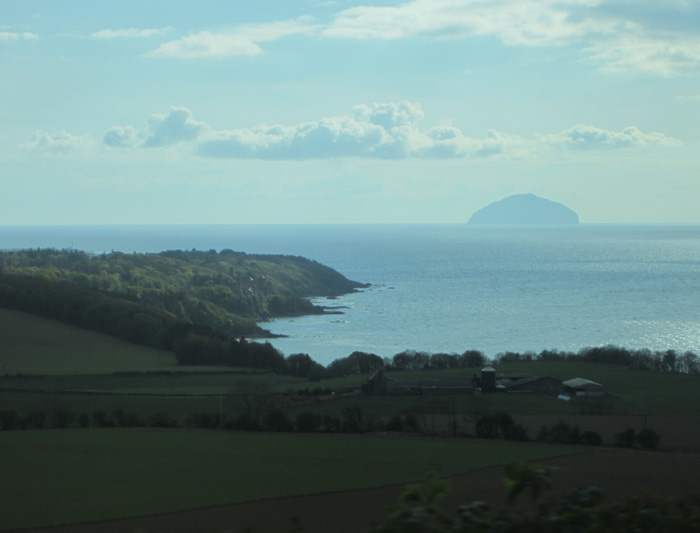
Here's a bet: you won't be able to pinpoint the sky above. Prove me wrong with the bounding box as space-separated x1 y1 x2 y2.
2 0 699 225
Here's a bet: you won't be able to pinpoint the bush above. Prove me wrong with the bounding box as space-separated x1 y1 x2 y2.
295 412 320 433
185 412 221 429
376 467 700 532
579 431 603 446
148 412 178 428
386 415 404 432
51 407 75 429
475 412 528 441
266 408 293 432
0 409 20 430
92 409 114 427
615 428 661 450
636 428 661 450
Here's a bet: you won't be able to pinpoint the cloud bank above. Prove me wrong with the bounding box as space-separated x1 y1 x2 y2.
26 130 96 153
148 18 316 58
143 1 700 75
0 31 38 42
321 0 700 75
91 102 679 160
92 27 170 39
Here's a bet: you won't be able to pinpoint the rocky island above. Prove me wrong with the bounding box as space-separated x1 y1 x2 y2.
468 193 579 225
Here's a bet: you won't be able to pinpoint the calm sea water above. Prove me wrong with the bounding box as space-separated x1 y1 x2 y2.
2 224 700 365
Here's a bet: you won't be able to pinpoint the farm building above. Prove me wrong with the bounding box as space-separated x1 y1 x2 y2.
501 374 563 395
562 377 605 397
475 369 563 395
367 368 603 397
366 369 474 395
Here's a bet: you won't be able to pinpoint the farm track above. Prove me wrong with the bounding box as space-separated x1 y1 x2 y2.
18 447 700 533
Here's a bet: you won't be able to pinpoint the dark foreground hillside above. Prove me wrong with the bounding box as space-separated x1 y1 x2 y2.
20 448 700 533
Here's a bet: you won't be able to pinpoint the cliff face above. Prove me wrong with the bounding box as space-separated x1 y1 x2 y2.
468 194 579 225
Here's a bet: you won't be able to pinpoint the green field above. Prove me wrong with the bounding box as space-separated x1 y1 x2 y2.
0 428 572 530
0 308 180 375
3 307 700 530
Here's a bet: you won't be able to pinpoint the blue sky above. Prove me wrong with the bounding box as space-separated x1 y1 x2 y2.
2 0 699 224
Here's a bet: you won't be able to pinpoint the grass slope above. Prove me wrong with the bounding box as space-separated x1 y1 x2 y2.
0 308 177 375
0 428 571 530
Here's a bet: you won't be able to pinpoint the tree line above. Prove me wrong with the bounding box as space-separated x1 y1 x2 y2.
491 345 700 374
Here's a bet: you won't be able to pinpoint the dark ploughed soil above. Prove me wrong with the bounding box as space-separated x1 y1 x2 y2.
21 446 700 533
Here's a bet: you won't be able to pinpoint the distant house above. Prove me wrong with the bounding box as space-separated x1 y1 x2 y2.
562 377 605 397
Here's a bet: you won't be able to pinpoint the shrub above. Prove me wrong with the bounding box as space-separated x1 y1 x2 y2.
579 431 603 446
25 409 47 429
636 428 661 450
386 415 404 432
148 412 178 428
615 428 638 448
185 412 221 429
77 413 91 428
92 409 114 427
51 407 75 429
266 408 293 432
295 412 320 433
0 409 20 430
376 467 700 532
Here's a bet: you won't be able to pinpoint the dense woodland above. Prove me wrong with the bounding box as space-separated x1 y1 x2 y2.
0 248 364 336
0 248 365 376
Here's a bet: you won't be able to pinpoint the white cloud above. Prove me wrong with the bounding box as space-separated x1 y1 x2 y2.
322 0 605 44
351 101 424 129
136 2 700 75
101 103 682 160
92 27 171 39
142 107 209 147
588 34 700 77
677 94 700 102
542 124 682 149
103 125 140 147
147 18 317 58
0 31 38 42
320 0 700 75
198 112 397 159
147 30 262 57
25 130 97 153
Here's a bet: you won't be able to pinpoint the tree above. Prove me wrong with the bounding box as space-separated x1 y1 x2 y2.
460 350 487 368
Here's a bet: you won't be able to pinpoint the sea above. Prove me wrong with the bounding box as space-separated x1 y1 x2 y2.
2 224 700 366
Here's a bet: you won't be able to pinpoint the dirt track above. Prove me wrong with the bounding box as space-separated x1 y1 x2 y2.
22 447 700 533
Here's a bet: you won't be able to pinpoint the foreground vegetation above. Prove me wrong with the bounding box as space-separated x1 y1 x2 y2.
377 467 700 533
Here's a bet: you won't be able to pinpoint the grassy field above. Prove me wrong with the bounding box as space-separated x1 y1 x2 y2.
3 307 700 530
0 308 180 375
0 428 572 530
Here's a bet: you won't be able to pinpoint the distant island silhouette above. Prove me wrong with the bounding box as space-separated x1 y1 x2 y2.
468 194 579 225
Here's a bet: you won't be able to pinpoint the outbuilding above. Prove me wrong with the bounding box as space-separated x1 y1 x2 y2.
562 377 605 397
504 375 562 395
